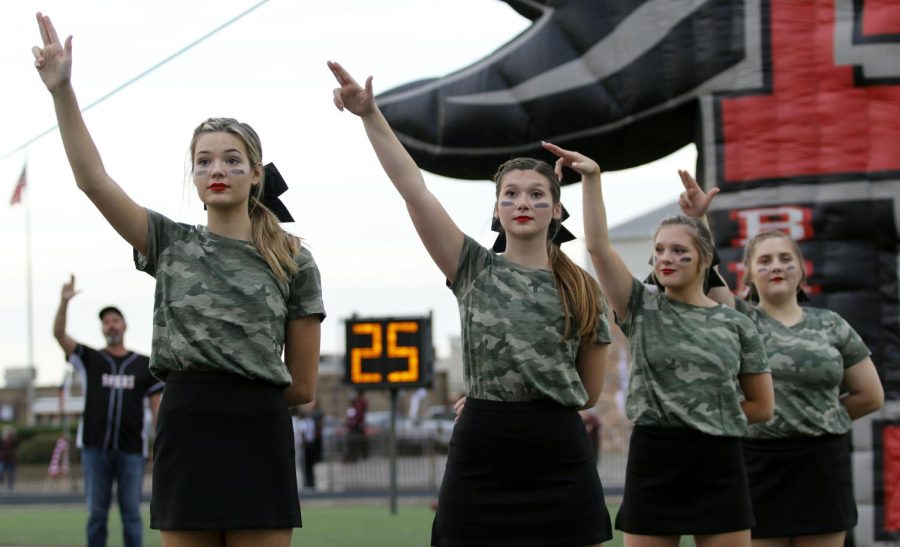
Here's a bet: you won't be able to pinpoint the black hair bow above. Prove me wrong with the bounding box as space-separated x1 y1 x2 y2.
259 163 294 223
491 204 576 253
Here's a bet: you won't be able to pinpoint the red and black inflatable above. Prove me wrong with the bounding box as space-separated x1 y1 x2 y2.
377 1 900 544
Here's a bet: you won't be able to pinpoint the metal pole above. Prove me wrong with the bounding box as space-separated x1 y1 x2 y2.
24 167 35 426
389 388 398 514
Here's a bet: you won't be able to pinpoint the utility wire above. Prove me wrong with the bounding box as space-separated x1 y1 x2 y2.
2 0 271 162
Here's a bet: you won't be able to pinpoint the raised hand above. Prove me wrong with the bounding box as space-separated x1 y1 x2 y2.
677 169 719 218
541 141 601 181
61 274 80 303
32 12 72 94
327 61 375 117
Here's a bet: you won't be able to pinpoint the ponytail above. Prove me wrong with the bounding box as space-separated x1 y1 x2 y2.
548 243 605 341
249 196 300 283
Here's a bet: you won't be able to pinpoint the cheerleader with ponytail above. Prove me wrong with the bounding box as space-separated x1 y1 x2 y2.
330 60 613 547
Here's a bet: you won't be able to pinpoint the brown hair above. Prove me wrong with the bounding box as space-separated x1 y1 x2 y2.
190 118 300 283
653 215 715 281
741 230 807 290
493 158 605 341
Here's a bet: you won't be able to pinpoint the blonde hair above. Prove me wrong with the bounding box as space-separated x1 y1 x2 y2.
493 158 605 341
190 118 300 283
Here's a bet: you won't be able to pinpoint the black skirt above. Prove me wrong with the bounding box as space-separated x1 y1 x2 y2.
743 432 856 538
431 398 612 547
150 371 301 530
616 425 754 536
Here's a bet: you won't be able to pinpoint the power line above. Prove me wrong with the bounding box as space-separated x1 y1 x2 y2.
1 0 272 162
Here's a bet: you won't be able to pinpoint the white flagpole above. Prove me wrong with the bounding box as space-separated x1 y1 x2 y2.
24 161 35 425
25 167 33 367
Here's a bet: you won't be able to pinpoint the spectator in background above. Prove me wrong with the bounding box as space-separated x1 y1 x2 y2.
408 387 428 423
345 389 368 462
300 401 324 490
0 425 19 490
53 276 162 547
290 408 305 490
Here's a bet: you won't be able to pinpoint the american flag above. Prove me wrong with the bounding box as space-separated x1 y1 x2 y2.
9 165 26 206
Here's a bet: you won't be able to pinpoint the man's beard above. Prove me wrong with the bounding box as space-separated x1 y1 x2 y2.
105 332 122 345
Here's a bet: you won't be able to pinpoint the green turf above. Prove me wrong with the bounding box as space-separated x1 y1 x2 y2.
0 503 697 546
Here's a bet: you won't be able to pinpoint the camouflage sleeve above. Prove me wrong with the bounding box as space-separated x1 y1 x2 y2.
448 235 492 298
737 317 770 375
286 246 326 322
733 298 754 317
133 209 186 277
593 304 613 345
614 277 647 337
829 310 871 368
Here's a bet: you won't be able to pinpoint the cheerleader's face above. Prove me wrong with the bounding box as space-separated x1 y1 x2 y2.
653 225 704 290
494 170 562 243
192 132 261 212
749 237 802 302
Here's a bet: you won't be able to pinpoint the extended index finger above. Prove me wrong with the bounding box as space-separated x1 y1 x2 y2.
36 12 51 45
327 60 358 88
678 169 700 192
40 13 61 46
541 141 578 160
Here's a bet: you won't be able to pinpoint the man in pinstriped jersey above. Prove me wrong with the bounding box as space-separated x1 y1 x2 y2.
53 274 162 547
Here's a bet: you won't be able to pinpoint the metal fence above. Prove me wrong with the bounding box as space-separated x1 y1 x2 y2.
0 424 633 498
305 423 633 494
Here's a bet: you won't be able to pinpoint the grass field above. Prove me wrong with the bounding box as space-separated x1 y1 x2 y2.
0 503 698 546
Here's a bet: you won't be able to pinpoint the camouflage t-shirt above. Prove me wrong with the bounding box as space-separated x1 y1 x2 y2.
134 209 325 385
735 300 871 438
450 236 611 407
616 278 770 436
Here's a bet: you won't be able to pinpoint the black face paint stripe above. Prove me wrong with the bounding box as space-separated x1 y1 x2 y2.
195 170 208 176
499 200 514 207
230 169 246 175
679 256 693 263
533 202 551 208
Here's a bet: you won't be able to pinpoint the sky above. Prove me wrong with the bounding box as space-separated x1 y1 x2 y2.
0 0 695 386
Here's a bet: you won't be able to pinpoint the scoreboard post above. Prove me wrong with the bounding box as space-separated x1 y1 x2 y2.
344 314 433 513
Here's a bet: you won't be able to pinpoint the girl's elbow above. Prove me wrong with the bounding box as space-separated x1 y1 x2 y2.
872 385 885 411
746 401 774 424
585 243 606 259
75 173 106 195
284 384 315 407
754 407 775 424
864 389 885 416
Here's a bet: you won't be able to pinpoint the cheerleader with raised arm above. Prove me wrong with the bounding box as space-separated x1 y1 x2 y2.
329 61 613 547
677 171 884 547
575 149 774 547
34 14 324 546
